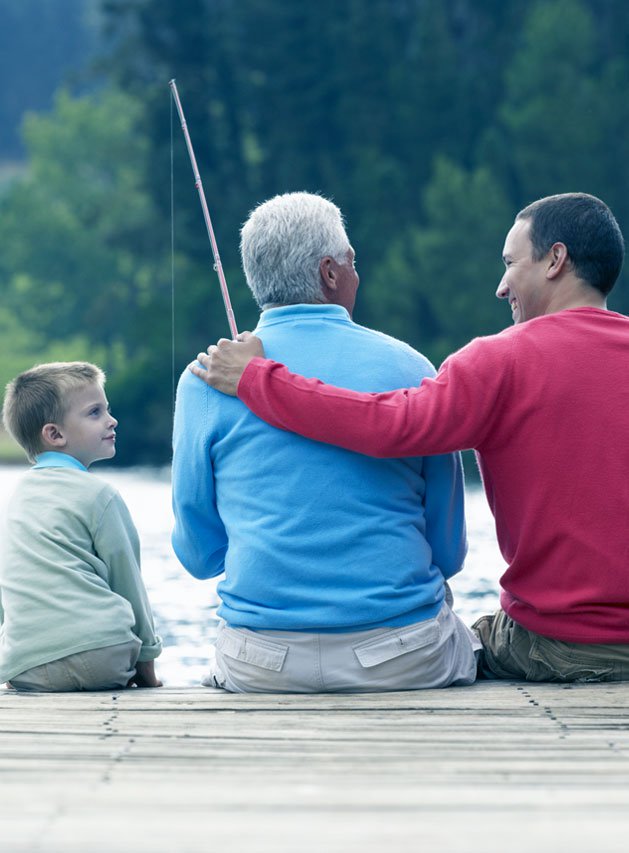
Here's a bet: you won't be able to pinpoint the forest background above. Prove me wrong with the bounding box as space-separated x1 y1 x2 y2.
1 0 628 464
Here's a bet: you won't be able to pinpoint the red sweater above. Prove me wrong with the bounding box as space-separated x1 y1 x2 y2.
239 308 629 643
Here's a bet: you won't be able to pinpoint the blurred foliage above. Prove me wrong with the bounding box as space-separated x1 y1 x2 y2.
0 0 101 158
366 158 513 365
0 89 177 461
1 0 628 463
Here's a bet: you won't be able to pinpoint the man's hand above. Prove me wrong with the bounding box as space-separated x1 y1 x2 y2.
189 332 265 396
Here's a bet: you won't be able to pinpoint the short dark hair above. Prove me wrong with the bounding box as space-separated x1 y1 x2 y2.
516 193 624 296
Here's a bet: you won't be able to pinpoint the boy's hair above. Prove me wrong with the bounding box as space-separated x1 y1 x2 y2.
2 362 106 463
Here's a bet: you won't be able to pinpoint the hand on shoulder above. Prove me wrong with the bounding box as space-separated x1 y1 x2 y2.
188 332 265 396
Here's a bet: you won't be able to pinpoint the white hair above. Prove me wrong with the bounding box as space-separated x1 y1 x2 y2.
240 192 351 308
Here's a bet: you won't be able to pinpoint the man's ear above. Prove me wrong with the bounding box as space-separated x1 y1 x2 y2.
547 242 569 280
41 423 66 449
319 256 338 293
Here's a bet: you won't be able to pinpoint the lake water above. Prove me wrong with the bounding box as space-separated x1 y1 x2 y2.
0 464 505 687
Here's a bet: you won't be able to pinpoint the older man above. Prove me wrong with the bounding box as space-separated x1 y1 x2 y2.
197 192 629 683
173 192 479 693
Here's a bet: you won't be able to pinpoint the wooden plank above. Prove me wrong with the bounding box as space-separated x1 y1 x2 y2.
2 682 629 852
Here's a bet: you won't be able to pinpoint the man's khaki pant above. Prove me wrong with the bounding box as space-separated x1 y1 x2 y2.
473 609 629 682
205 602 481 694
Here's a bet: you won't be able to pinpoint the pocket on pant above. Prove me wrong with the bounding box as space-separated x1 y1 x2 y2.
216 627 289 672
352 620 441 669
529 636 615 683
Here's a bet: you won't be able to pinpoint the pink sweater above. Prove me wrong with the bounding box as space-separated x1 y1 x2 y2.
239 308 629 643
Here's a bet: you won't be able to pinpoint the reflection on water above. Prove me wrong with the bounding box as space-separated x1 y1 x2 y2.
0 464 505 687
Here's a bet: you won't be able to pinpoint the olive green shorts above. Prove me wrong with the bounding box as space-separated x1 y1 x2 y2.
473 610 629 683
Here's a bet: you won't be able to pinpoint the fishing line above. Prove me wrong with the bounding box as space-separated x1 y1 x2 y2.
170 92 176 417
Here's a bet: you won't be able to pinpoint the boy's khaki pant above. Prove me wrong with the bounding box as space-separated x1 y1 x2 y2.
473 609 629 682
8 638 141 692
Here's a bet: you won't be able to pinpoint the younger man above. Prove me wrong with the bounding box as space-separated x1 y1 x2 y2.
1 362 162 691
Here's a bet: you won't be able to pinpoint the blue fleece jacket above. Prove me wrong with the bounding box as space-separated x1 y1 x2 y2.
171 304 466 631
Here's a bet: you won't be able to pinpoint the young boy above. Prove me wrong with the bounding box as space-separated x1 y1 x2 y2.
0 361 162 691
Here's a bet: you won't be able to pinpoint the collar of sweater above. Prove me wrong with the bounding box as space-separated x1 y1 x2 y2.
32 451 88 471
257 303 351 328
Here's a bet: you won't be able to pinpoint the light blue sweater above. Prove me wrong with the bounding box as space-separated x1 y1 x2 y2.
172 304 466 631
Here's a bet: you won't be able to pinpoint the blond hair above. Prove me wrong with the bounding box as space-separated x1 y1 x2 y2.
2 362 106 462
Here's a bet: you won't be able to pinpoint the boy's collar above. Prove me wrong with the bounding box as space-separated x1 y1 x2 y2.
32 451 88 472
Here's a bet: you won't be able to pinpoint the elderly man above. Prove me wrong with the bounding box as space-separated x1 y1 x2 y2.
173 192 479 693
196 192 629 683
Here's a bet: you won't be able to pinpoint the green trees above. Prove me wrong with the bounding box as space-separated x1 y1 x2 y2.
366 159 513 365
0 89 174 461
1 0 628 462
491 0 629 315
0 0 100 159
3 92 154 345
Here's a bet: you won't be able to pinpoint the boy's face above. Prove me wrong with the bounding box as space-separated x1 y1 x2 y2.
44 383 118 468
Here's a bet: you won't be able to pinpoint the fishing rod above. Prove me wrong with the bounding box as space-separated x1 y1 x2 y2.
169 78 239 339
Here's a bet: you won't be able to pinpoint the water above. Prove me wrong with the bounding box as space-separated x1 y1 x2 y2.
0 464 505 686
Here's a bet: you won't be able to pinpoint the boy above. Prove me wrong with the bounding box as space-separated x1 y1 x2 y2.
1 361 162 691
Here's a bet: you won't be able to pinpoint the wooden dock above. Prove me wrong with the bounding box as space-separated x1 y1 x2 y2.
2 682 629 852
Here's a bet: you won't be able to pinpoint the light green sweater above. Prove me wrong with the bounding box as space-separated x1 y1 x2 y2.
0 460 162 682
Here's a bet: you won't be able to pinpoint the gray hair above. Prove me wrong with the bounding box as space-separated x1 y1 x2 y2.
240 192 351 308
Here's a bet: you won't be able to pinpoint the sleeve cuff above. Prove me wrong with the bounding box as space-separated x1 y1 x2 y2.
137 636 163 661
237 356 269 400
